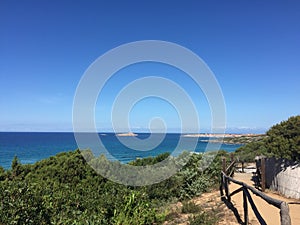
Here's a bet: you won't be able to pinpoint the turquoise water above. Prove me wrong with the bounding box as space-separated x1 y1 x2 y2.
0 132 243 169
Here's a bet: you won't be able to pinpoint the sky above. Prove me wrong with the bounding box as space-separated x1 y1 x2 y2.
0 0 299 133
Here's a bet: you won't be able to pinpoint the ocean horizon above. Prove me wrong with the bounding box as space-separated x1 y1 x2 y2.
0 132 243 170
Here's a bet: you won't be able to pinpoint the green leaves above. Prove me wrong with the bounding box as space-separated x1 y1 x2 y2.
113 191 162 225
0 149 223 224
265 115 300 160
236 115 300 161
0 181 51 224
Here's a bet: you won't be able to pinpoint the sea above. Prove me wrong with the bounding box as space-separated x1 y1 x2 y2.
0 132 243 170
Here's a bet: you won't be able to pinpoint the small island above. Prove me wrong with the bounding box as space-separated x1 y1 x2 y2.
116 132 138 137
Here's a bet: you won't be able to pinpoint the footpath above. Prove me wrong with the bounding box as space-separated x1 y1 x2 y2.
164 172 300 225
228 172 300 225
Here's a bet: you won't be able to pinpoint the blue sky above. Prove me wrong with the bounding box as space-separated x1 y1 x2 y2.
1 0 299 133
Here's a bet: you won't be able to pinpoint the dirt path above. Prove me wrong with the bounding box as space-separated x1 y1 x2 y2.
163 189 241 225
229 173 300 225
164 173 300 225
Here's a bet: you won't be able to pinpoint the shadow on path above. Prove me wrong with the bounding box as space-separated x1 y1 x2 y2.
221 196 244 225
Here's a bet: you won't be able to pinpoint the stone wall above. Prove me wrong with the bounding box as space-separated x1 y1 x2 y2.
264 157 300 199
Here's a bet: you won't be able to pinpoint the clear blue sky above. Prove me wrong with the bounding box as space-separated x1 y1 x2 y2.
1 0 299 133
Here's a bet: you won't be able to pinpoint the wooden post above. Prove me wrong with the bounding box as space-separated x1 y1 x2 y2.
242 161 245 173
261 158 266 192
280 202 291 225
222 157 226 174
224 177 231 201
220 173 224 197
243 186 248 225
230 153 234 163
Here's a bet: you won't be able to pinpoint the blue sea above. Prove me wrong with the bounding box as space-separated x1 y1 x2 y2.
0 132 243 170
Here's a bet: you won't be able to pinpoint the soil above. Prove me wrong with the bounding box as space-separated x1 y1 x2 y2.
164 172 300 225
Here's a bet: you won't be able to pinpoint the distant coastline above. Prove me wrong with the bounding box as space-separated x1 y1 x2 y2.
182 133 266 144
183 133 262 137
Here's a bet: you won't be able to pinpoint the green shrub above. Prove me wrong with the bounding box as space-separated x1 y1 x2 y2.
0 149 224 224
181 201 201 213
189 212 217 225
235 115 300 161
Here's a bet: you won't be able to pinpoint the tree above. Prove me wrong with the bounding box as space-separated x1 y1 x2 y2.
265 115 300 160
11 155 22 177
0 166 6 181
236 115 300 161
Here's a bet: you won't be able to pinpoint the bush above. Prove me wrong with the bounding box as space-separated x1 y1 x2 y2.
235 115 300 161
189 212 217 225
181 201 201 214
0 150 224 224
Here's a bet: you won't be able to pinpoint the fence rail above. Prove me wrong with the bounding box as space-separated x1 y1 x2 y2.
220 158 291 225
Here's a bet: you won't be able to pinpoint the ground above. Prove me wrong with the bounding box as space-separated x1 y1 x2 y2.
163 189 240 225
164 172 300 225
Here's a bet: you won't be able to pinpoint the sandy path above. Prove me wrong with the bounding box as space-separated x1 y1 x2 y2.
163 190 243 225
164 172 300 225
229 173 300 225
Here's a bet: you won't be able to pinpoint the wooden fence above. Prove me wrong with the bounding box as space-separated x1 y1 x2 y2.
220 157 291 225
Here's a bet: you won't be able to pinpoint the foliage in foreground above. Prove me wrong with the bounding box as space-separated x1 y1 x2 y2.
0 149 226 224
189 212 217 225
181 201 201 214
235 115 300 162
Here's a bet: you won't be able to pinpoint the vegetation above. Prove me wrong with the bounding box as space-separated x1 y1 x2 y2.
188 212 217 225
235 115 300 162
221 134 265 144
181 201 201 214
0 149 227 224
